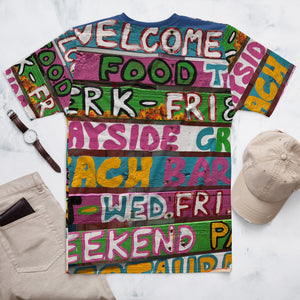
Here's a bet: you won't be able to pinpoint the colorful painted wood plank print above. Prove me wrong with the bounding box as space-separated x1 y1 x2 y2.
5 13 295 274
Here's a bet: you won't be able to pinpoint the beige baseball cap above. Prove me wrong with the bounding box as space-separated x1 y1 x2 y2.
232 130 300 225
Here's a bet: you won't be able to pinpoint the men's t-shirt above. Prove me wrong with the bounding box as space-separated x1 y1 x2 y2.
6 13 295 274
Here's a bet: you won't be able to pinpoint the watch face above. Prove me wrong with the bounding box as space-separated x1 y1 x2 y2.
24 129 38 144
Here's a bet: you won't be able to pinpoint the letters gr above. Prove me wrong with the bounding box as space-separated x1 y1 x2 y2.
196 127 231 152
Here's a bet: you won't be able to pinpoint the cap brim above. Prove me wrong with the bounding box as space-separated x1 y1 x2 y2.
232 170 287 225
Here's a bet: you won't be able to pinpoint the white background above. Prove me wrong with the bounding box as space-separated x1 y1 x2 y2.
0 0 300 299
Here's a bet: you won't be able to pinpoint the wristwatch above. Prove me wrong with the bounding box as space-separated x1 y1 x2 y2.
7 109 61 173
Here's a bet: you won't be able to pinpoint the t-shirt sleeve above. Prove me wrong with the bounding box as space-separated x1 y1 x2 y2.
221 25 295 116
5 29 77 119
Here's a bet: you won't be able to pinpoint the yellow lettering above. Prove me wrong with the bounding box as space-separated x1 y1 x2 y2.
244 95 271 114
125 157 153 187
263 55 287 85
75 267 96 274
72 156 96 187
199 256 217 272
173 259 182 273
188 257 196 273
97 157 123 187
100 266 122 274
223 253 232 269
155 261 167 273
126 262 152 273
67 156 72 165
225 232 232 248
255 77 278 102
211 221 229 250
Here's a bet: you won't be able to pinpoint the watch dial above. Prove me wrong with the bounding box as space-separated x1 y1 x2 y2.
24 129 38 144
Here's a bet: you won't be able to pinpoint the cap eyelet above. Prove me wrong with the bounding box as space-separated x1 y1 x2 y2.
281 154 287 161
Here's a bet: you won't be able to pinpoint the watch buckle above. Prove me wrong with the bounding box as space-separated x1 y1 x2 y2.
7 109 15 118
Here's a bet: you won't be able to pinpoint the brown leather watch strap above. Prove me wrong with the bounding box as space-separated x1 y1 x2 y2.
7 110 28 133
7 109 61 173
33 140 61 173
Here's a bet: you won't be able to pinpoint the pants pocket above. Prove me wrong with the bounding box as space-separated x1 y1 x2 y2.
0 195 64 273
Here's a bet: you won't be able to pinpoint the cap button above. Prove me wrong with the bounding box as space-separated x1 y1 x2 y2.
281 153 287 160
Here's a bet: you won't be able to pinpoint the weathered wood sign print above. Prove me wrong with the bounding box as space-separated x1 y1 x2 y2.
6 13 294 274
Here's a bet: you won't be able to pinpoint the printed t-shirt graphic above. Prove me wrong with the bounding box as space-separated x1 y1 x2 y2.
5 13 295 274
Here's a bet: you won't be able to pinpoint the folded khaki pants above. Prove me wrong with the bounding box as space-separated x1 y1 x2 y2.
0 172 116 300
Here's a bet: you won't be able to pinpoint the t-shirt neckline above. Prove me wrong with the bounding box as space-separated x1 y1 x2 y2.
118 13 180 27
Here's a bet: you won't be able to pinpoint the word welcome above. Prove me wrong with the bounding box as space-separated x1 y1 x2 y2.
75 20 226 58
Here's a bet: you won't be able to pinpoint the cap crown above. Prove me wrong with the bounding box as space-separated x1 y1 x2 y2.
243 130 300 203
